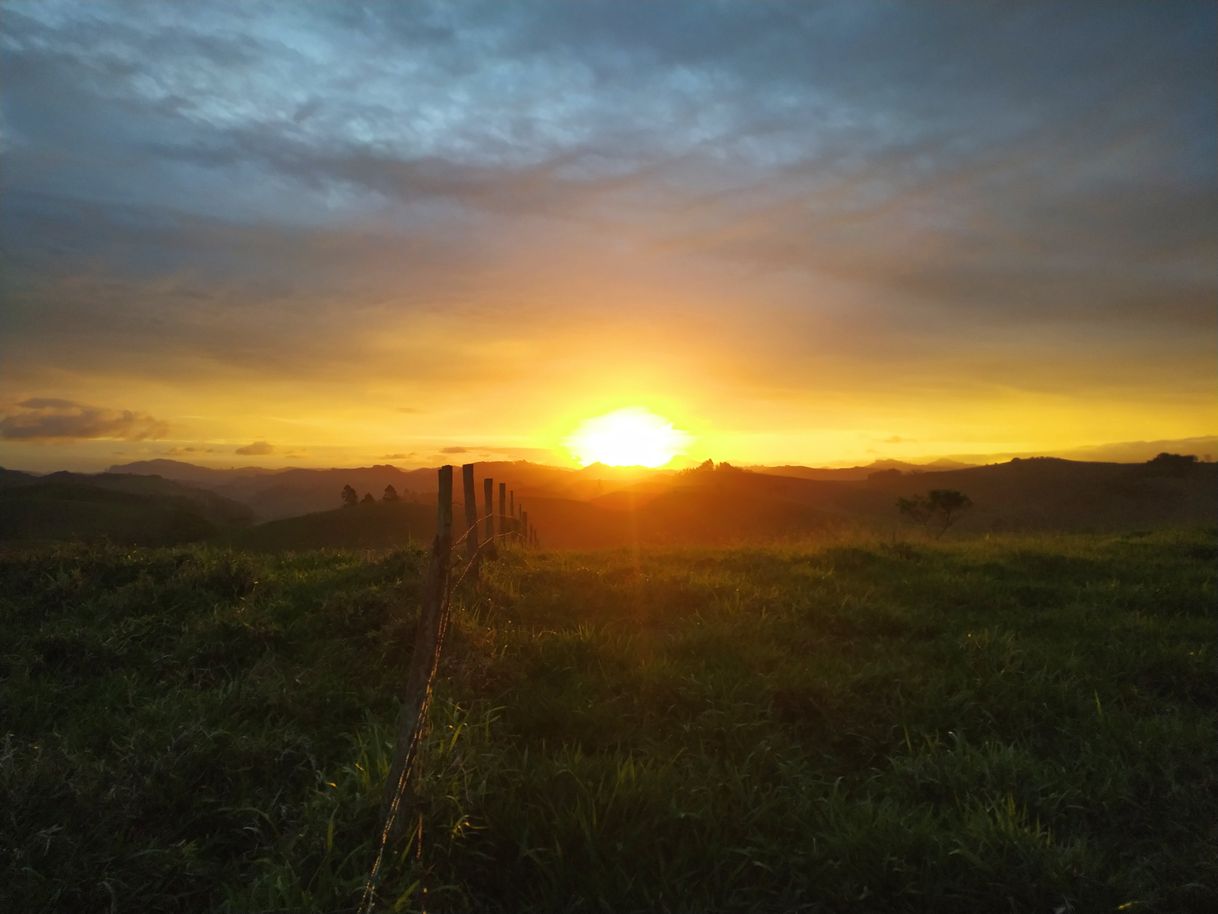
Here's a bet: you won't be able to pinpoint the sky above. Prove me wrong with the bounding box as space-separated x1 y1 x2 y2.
1 1 1215 471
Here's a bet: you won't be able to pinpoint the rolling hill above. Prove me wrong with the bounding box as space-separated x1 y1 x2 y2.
0 472 254 545
208 457 1218 552
106 459 663 521
223 499 435 552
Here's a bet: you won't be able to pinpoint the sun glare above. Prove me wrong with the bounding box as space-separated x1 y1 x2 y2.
566 407 691 467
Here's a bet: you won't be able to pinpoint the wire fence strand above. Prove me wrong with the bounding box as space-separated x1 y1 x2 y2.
358 489 532 914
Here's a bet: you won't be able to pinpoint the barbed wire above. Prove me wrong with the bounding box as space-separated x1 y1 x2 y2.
358 511 531 913
450 510 522 551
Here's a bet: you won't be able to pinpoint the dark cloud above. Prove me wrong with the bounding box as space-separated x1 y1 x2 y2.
235 440 274 455
18 397 79 410
440 446 468 454
0 399 168 441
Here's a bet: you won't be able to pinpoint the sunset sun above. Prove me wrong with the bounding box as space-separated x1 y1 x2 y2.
566 407 691 467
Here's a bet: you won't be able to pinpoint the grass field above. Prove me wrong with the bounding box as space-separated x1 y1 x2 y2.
2 530 1215 913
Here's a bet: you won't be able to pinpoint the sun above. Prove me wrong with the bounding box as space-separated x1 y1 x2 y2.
566 407 691 467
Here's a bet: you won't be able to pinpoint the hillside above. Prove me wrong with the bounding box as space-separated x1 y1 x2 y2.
2 531 1214 912
102 456 1218 551
106 459 666 521
0 471 253 545
225 499 435 552
0 481 248 546
517 458 1218 548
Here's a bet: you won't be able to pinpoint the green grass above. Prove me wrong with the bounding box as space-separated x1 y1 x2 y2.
2 530 1215 912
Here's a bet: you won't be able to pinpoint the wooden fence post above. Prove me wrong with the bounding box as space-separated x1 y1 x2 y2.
482 476 496 560
498 482 506 538
521 510 528 547
462 464 479 570
381 465 453 816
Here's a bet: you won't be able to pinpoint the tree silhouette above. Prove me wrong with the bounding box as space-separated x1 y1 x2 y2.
361 492 374 504
341 484 358 507
383 484 400 502
1144 452 1197 477
897 489 973 538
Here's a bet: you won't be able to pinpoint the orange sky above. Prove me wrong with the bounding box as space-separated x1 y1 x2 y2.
1 2 1215 472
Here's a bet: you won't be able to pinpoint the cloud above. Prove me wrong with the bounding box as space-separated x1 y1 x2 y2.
235 440 274 455
381 452 416 460
0 1 1213 461
438 444 557 461
17 397 79 409
0 398 168 441
166 445 219 455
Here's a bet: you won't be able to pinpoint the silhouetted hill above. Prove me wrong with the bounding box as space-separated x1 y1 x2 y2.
942 435 1218 466
858 457 1218 532
0 474 253 545
755 458 974 481
55 454 1218 548
519 458 1218 547
224 500 436 552
100 458 279 485
108 460 437 519
0 467 41 488
106 459 667 520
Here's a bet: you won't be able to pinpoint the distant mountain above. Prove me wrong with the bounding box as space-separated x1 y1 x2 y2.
40 452 1218 548
753 458 975 481
103 458 278 485
1045 436 1218 464
105 459 668 520
108 460 437 520
933 436 1218 466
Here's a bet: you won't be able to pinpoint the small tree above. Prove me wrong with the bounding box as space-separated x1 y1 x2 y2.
1144 452 1197 477
341 484 358 507
361 492 374 504
897 489 973 538
383 484 400 502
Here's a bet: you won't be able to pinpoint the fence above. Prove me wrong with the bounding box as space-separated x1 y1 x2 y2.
359 463 539 913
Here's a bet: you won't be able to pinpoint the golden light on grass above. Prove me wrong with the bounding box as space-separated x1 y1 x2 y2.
566 407 691 467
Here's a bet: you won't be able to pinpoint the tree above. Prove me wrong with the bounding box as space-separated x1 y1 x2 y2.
361 492 375 504
897 489 973 538
383 484 400 502
341 484 358 507
1144 452 1197 477
868 468 902 482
